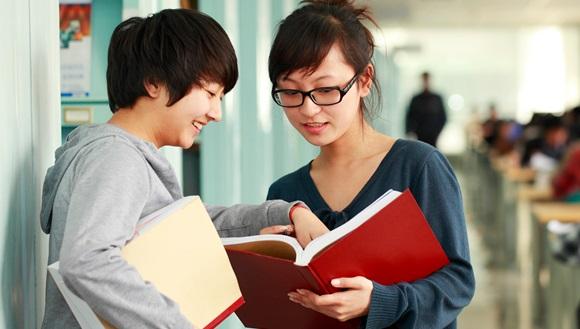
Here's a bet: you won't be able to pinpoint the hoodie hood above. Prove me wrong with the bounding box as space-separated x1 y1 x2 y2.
40 124 182 233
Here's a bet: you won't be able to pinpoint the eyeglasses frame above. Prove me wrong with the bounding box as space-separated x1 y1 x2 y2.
271 73 360 108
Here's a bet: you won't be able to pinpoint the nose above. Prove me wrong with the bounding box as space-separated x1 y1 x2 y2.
207 101 222 122
298 95 322 117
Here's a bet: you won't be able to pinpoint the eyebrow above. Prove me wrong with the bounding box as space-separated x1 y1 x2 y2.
283 74 336 84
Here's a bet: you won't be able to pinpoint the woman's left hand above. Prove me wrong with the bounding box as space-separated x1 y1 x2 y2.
287 276 373 322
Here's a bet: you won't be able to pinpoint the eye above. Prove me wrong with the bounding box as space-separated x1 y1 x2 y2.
317 87 335 94
281 90 300 96
205 89 217 98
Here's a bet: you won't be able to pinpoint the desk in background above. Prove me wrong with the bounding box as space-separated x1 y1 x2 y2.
531 202 580 329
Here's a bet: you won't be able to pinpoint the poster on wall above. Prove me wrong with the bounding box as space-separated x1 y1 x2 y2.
59 0 92 98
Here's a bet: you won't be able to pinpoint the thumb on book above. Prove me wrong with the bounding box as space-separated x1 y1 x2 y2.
331 277 368 289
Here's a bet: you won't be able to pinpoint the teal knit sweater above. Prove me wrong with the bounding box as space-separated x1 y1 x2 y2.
267 139 475 329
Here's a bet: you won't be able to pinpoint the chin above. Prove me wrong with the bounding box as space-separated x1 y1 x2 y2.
181 139 195 149
303 135 331 147
177 135 196 149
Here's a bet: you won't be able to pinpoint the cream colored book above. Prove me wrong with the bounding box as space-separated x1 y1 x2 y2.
49 196 243 329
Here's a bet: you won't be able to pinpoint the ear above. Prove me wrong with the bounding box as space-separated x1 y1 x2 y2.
144 80 162 98
358 64 374 97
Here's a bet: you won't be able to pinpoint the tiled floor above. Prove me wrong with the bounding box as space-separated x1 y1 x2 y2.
458 217 522 328
456 160 528 329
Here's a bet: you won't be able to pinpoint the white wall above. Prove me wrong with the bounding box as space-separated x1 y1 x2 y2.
0 0 60 327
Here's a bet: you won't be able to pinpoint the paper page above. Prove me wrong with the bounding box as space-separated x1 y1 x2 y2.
296 189 401 266
48 262 105 329
222 234 304 261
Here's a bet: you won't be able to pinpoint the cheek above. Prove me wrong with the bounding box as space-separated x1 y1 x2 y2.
283 110 301 125
188 102 209 119
333 100 361 125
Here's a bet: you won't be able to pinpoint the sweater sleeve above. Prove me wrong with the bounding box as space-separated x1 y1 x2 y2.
58 141 192 329
365 150 475 329
206 200 298 237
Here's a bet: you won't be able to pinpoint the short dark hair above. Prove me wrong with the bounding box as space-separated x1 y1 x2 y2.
268 0 381 119
106 9 238 113
542 114 564 131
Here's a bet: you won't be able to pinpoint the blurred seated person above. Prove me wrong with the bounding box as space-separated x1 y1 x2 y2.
481 103 499 146
563 105 580 142
521 114 569 167
522 112 549 141
487 120 523 170
491 120 521 156
552 142 580 202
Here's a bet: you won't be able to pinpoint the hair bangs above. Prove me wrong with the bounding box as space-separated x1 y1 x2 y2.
269 14 343 84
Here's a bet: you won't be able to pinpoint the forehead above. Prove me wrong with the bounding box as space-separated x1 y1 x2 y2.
284 44 353 82
200 80 224 91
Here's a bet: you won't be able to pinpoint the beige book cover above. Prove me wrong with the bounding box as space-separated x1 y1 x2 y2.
49 196 244 329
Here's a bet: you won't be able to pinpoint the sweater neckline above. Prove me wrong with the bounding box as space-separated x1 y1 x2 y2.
300 139 403 214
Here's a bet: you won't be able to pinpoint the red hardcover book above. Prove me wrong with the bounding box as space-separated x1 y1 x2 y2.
222 189 450 329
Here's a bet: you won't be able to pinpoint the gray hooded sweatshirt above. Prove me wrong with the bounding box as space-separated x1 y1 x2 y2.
40 124 296 329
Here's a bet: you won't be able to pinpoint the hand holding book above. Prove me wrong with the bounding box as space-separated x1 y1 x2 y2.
288 276 373 322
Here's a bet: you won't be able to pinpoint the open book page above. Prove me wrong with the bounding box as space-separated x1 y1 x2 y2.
296 189 401 266
222 234 304 261
222 190 401 266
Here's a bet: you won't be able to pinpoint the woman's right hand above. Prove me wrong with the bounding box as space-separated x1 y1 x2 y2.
290 207 329 248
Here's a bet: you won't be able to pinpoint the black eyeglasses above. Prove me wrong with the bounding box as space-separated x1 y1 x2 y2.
271 73 359 108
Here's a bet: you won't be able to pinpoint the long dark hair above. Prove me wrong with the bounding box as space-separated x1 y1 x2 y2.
268 0 381 119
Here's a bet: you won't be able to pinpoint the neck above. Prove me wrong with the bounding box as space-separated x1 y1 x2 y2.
108 104 162 148
317 116 383 166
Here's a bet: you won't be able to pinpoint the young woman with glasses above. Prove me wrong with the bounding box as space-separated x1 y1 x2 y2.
266 1 475 328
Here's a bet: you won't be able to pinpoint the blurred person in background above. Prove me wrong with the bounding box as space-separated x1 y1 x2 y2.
563 105 580 142
491 120 521 157
481 103 499 147
552 142 580 202
521 114 569 168
405 71 447 147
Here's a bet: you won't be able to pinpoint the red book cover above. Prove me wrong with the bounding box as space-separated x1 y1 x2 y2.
223 189 450 329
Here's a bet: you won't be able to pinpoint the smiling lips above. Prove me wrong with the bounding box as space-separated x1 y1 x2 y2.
192 121 204 133
302 122 328 134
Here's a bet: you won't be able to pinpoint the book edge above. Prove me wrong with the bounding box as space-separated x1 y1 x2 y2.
47 262 106 329
203 296 245 329
132 196 196 238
